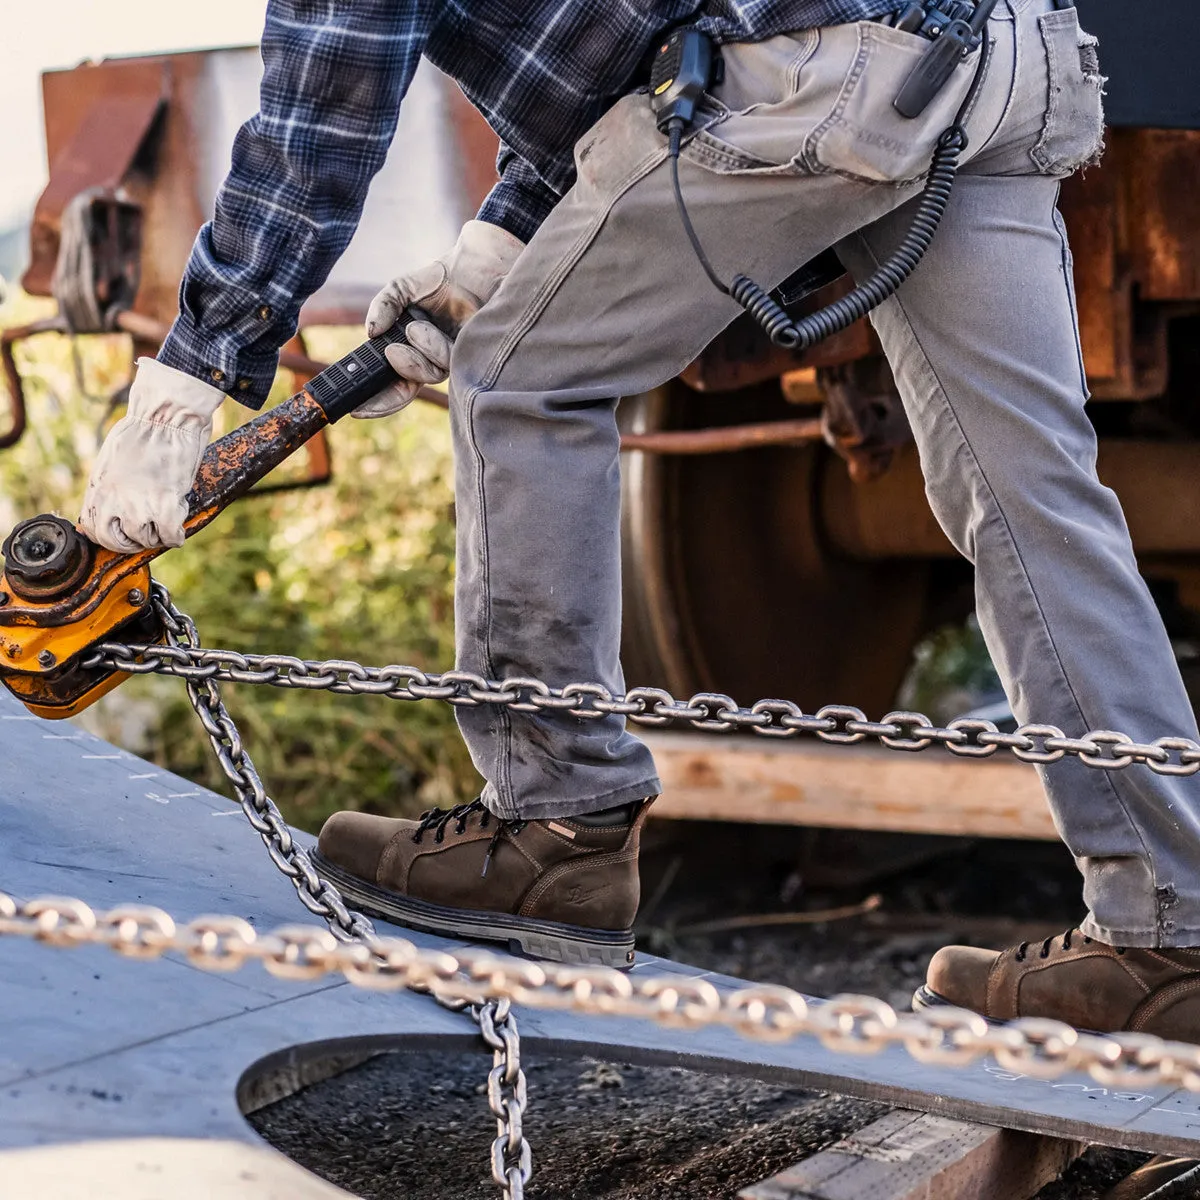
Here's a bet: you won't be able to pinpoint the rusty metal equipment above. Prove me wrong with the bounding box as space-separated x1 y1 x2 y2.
620 85 1200 714
2 48 494 486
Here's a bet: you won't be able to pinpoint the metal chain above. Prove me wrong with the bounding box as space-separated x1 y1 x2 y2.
478 999 532 1199
144 583 530 1200
86 635 1200 776
12 887 1200 1094
150 584 376 943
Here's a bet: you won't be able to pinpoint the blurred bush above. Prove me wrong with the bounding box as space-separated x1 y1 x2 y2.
0 292 480 831
896 613 1005 726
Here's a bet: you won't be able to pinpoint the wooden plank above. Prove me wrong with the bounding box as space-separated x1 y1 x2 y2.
738 1109 1083 1200
644 731 1057 840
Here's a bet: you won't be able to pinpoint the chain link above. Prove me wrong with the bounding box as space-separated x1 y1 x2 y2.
149 585 377 944
86 635 1200 776
478 998 532 1199
138 584 530 1199
11 887 1200 1094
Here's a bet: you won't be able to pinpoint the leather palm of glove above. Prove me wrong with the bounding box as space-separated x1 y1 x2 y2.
356 219 525 418
79 357 226 553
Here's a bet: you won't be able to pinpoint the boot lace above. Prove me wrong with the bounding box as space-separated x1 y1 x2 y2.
1014 928 1125 962
412 798 491 845
411 799 527 877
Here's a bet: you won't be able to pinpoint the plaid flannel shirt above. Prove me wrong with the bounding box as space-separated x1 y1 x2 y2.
159 0 902 406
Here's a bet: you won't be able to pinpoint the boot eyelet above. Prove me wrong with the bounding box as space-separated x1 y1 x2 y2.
1039 948 1050 959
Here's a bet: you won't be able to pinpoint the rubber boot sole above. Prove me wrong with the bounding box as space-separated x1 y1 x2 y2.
913 985 1007 1024
310 850 637 970
912 984 962 1013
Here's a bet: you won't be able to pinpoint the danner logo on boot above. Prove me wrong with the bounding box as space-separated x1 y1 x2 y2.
567 883 607 906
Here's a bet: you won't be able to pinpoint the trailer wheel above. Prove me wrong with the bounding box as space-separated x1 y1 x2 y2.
619 381 930 716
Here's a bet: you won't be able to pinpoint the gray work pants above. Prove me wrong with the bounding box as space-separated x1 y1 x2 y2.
449 0 1200 946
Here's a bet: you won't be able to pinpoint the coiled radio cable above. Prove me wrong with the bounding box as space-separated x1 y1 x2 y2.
665 28 990 351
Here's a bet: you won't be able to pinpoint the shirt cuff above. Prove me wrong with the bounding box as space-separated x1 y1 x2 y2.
157 310 280 411
477 174 560 244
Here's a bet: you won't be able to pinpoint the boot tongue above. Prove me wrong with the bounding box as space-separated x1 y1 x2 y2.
572 802 639 828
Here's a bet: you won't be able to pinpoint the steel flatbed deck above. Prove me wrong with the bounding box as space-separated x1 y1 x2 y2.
4 689 1200 1198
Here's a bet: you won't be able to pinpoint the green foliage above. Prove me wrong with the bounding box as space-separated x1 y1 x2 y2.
0 296 122 526
897 613 1004 725
0 294 480 831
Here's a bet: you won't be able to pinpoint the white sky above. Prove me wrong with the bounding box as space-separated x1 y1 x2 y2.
0 1 267 229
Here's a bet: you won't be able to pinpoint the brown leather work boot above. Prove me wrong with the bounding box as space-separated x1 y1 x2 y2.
311 797 654 968
915 929 1200 1039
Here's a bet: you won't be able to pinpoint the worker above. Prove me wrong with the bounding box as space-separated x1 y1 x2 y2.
79 0 1200 1035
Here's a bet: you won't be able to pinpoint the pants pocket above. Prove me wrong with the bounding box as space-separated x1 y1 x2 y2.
681 29 823 177
1030 8 1105 177
682 97 791 175
805 22 983 184
683 23 981 183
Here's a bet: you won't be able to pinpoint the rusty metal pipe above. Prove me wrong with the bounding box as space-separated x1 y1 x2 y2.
16 309 820 457
120 313 825 442
123 311 834 449
0 317 66 451
620 418 824 456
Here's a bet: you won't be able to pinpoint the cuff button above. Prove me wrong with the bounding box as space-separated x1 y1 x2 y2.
257 305 273 320
237 379 252 392
209 368 226 384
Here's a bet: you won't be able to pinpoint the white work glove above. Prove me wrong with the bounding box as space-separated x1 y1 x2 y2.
79 357 225 553
356 219 525 418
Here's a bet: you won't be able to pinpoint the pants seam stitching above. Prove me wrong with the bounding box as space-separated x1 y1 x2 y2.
462 383 511 808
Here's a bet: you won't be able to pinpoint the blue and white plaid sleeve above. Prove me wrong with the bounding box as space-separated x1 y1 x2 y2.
158 0 433 408
476 144 562 245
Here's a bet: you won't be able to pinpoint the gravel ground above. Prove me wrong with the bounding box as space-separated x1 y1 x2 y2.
252 824 1172 1198
251 1050 889 1199
637 822 1093 1010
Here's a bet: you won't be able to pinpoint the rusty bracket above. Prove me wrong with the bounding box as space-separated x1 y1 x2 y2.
818 359 913 484
23 65 165 300
0 316 68 451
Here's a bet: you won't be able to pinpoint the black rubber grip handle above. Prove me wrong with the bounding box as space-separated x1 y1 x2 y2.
305 309 424 422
